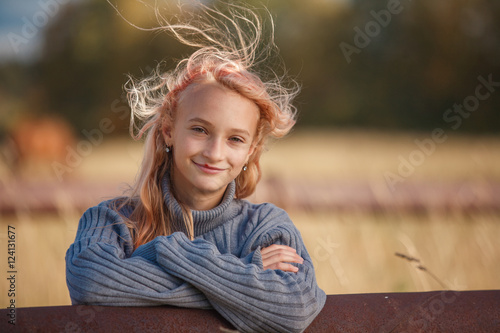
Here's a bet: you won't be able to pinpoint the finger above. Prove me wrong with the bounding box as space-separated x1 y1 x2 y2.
261 244 296 255
264 262 299 273
263 254 303 267
261 249 304 273
261 247 303 264
261 246 299 261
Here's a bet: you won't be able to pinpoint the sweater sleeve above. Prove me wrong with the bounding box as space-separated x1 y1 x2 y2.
151 205 326 333
65 204 210 308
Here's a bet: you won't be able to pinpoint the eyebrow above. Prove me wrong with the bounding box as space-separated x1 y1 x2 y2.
188 117 252 137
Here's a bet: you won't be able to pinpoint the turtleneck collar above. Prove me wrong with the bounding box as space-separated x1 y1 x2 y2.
161 173 238 236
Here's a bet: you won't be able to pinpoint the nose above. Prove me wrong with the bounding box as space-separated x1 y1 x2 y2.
202 137 225 162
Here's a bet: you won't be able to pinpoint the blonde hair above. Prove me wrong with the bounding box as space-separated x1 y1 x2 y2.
114 1 298 247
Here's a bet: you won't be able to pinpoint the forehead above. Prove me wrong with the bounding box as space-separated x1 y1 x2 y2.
176 81 260 131
179 81 253 108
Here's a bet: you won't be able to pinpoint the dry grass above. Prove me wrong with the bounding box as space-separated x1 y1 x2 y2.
1 209 498 307
0 213 78 307
292 210 500 295
259 129 500 182
1 129 499 307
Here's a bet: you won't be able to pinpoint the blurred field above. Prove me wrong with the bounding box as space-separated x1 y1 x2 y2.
1 129 499 307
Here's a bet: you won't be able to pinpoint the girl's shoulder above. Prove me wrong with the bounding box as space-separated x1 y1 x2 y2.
96 196 136 217
234 199 294 229
76 196 135 231
72 197 135 258
231 200 303 251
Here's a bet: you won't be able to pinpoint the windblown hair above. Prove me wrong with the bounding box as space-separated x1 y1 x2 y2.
113 1 298 247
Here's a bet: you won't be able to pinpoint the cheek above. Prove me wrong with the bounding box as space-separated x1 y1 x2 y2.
174 134 198 153
230 148 252 166
171 139 193 166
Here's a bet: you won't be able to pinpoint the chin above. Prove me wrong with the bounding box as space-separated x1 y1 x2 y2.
193 178 227 194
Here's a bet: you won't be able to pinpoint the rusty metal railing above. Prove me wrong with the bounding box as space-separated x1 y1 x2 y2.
1 290 499 332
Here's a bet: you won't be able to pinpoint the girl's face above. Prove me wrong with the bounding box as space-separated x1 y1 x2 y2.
164 81 259 210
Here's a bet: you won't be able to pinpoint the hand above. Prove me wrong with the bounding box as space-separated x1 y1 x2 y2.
261 244 304 273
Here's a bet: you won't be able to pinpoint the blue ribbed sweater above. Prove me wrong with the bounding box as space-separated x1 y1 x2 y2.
65 176 326 332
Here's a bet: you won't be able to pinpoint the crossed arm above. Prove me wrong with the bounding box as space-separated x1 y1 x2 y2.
66 205 325 332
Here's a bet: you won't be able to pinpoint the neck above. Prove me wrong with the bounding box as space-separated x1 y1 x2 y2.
161 173 237 236
177 186 225 211
170 173 226 211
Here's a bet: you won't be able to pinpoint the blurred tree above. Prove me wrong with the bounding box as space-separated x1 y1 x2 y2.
281 0 500 132
34 0 192 134
0 0 499 135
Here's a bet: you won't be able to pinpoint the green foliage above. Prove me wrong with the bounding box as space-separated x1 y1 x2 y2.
1 0 499 134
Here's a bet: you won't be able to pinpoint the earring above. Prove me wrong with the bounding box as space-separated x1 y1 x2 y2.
243 165 247 171
166 146 171 153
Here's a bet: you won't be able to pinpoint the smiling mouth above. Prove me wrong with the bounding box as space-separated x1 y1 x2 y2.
194 162 225 173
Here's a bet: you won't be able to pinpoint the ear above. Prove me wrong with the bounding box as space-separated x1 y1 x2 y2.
245 142 258 165
162 122 173 145
247 143 256 158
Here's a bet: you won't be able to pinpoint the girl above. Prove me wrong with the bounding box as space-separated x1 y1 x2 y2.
65 2 326 332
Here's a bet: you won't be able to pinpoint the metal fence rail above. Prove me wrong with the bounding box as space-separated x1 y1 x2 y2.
1 290 499 332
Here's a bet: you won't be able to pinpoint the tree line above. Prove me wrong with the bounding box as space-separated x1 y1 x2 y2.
1 0 499 137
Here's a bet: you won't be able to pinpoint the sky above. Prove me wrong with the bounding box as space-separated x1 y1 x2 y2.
0 0 82 62
0 0 350 63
